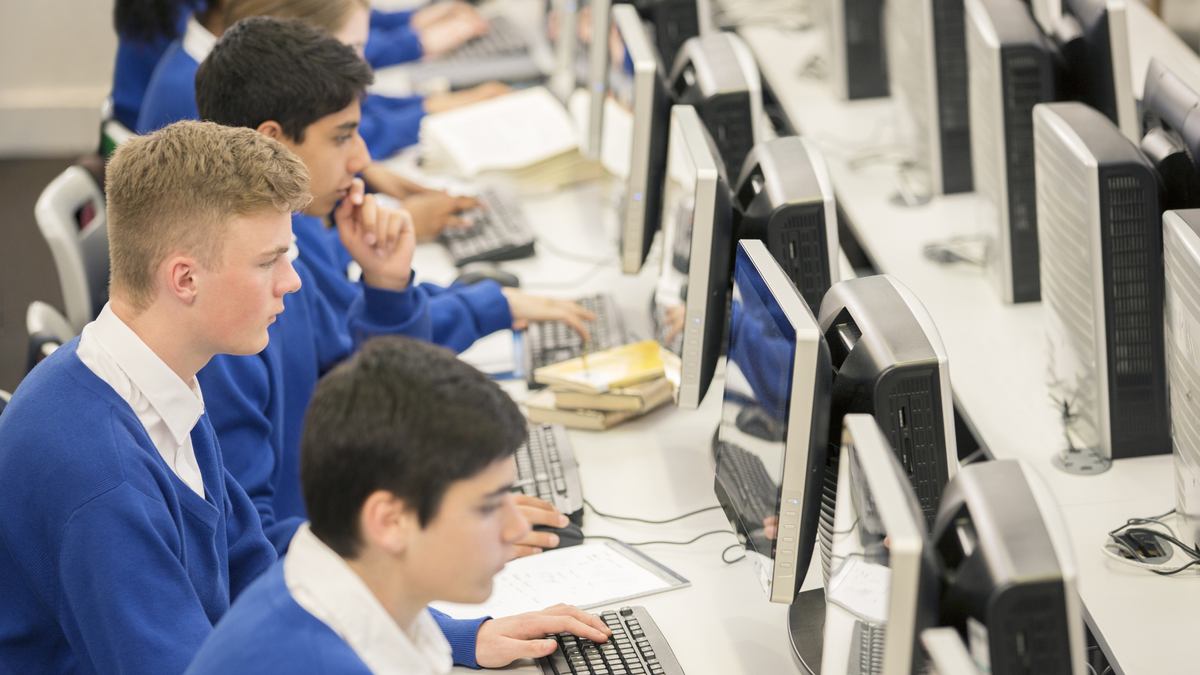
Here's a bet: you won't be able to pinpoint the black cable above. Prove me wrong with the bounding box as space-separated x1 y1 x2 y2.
922 238 986 267
584 498 722 525
832 517 859 535
722 543 746 564
583 530 735 547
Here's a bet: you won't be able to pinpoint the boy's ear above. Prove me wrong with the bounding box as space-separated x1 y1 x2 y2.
165 254 200 305
359 490 419 556
256 120 288 144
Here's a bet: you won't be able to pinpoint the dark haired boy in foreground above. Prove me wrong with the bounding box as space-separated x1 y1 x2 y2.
186 337 611 674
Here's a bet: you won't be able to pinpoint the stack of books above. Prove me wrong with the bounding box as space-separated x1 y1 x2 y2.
528 341 673 430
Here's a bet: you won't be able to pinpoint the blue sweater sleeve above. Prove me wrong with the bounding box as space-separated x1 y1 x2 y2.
199 353 304 554
221 468 279 600
366 24 423 68
429 608 489 668
347 275 434 347
359 94 426 160
58 484 225 675
136 41 200 134
370 8 415 30
422 280 513 353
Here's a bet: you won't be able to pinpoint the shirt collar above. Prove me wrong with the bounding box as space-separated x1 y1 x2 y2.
88 303 205 446
182 14 218 63
284 525 453 675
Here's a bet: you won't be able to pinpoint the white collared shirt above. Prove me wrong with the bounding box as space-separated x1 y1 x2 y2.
182 14 218 63
285 524 453 675
77 303 206 498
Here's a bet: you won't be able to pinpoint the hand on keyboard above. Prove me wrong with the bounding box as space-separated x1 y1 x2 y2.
503 289 596 339
335 178 415 291
475 604 612 668
414 3 490 57
403 191 479 241
513 494 571 557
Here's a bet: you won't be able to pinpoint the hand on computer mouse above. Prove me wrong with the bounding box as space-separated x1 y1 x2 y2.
475 604 612 667
501 289 596 339
513 494 570 557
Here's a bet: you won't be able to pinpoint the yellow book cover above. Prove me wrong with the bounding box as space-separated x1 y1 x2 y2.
533 341 664 394
524 390 638 430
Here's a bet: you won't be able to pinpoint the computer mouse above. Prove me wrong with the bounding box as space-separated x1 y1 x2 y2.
736 404 786 442
455 265 520 288
533 522 585 549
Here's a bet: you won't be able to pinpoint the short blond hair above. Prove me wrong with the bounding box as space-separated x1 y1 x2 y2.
224 0 370 34
105 120 311 312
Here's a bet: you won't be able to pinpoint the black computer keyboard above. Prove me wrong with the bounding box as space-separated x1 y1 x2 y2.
438 15 529 63
515 423 583 521
441 187 536 266
525 294 629 388
714 440 779 532
538 606 685 675
652 301 684 356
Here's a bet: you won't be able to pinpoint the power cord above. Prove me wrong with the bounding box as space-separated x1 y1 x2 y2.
1103 508 1200 575
722 543 745 564
584 530 736 547
922 237 986 267
584 498 722 524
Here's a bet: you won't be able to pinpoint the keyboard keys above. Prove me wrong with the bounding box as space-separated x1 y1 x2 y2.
540 607 682 675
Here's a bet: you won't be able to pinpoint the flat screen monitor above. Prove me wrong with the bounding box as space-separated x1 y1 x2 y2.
734 136 839 315
1032 101 1169 466
816 274 958 538
818 413 940 675
583 0 612 159
610 4 673 274
932 459 1088 675
548 0 581 100
1162 209 1200 547
713 238 832 603
885 0 974 195
632 0 707 72
654 104 732 409
1140 58 1200 211
817 0 889 100
1061 0 1136 140
966 0 1057 304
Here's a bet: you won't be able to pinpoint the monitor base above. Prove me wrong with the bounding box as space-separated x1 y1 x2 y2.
788 588 826 675
1052 446 1112 475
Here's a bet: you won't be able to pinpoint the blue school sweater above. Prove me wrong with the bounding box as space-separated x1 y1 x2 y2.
136 38 426 158
199 257 429 552
293 213 513 353
185 561 488 674
111 5 198 129
0 340 277 675
366 8 423 69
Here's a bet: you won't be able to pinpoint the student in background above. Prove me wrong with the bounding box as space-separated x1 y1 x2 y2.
194 17 577 561
0 121 303 674
136 0 507 158
111 0 489 131
186 337 613 675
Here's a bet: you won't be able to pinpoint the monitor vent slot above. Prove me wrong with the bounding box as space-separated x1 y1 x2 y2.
1003 50 1048 302
1035 112 1100 441
992 583 1073 673
817 446 840 586
933 0 973 193
881 370 945 529
771 206 830 312
1104 173 1165 443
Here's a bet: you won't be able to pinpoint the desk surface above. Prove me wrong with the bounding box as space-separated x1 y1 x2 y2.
403 177 814 675
739 24 1200 675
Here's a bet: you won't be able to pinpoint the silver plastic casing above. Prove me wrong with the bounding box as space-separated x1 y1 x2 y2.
817 274 959 531
824 414 935 675
1030 0 1062 35
734 136 839 314
1033 101 1170 461
967 0 1055 304
666 105 731 409
669 32 765 180
583 0 612 159
931 459 1087 675
1163 210 1200 547
816 0 889 100
612 4 669 274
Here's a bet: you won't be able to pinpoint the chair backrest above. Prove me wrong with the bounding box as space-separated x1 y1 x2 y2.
26 301 76 374
34 166 110 333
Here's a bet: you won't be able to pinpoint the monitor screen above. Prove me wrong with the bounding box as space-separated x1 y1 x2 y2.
610 4 672 274
821 414 939 675
713 239 831 603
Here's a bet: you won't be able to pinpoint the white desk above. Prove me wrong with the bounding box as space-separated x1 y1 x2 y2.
402 176 811 675
739 24 1200 675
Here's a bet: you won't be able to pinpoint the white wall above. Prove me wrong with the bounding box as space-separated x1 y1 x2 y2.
0 0 117 158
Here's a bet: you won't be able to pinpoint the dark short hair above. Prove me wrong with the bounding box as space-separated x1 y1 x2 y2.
301 337 528 558
195 16 374 143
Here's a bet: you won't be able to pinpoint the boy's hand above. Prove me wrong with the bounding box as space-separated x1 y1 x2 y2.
335 178 416 291
475 604 612 667
404 192 479 241
417 6 490 58
512 495 570 557
501 289 596 339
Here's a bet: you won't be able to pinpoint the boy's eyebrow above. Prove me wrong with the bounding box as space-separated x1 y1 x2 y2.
484 483 515 499
334 120 359 132
258 245 291 257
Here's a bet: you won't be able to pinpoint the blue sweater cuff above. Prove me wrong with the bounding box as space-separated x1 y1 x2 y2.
365 27 424 69
430 610 490 668
457 280 514 337
361 272 420 325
